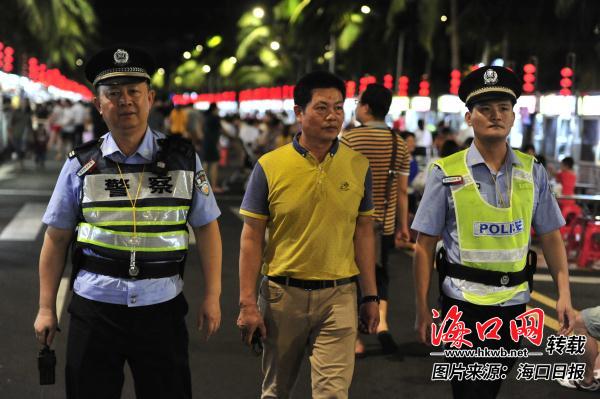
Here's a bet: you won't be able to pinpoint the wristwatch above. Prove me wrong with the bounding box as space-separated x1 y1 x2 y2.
360 295 380 305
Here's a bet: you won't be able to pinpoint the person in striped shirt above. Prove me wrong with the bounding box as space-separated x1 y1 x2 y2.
341 83 411 355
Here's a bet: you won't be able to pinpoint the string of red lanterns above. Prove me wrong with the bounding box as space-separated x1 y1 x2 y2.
0 40 92 100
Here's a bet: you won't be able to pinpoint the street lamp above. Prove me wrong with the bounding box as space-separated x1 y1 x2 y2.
440 15 448 22
157 68 165 75
202 64 211 73
360 5 371 14
229 57 237 64
75 58 83 66
183 51 191 59
253 7 265 19
270 41 280 51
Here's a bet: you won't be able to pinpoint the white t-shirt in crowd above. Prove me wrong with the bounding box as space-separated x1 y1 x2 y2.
415 127 432 148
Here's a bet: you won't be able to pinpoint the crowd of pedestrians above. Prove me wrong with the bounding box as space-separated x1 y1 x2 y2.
11 49 594 398
0 97 95 170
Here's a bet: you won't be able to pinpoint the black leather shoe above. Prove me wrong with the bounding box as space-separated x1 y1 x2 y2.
377 331 398 354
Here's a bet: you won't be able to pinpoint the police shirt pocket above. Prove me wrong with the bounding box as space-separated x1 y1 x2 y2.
260 279 284 303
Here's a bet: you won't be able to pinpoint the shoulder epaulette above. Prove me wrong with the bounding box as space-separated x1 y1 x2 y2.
71 138 104 177
70 138 103 158
75 137 103 151
165 134 194 158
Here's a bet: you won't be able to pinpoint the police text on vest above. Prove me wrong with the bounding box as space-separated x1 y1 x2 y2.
473 219 524 236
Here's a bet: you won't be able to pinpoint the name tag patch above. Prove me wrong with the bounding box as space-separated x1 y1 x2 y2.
76 159 97 177
442 176 464 186
474 219 524 236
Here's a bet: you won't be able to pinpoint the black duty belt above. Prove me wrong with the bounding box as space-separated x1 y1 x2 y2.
267 275 358 290
80 255 181 279
443 261 529 287
437 248 537 289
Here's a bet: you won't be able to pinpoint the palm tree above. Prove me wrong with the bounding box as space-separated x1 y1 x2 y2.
228 7 294 87
0 0 97 71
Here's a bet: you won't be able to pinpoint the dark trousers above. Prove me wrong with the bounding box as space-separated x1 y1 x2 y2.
66 293 191 399
357 234 394 302
441 296 525 399
375 234 394 300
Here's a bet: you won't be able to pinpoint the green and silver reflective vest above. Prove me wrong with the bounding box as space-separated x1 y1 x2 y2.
72 135 196 275
434 149 535 305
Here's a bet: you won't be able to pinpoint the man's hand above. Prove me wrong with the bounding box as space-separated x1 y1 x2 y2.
359 302 380 334
34 308 58 346
237 303 266 346
394 227 411 248
415 306 433 345
197 295 221 341
556 295 575 336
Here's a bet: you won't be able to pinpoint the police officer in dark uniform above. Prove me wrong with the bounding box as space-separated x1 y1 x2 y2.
34 46 223 399
412 66 575 398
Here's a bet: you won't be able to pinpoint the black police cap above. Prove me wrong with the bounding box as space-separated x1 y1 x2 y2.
458 66 522 108
84 46 156 87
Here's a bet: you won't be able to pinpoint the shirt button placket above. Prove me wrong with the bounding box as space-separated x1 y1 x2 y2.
128 280 138 305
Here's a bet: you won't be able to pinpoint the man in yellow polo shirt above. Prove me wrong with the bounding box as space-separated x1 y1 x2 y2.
237 71 379 399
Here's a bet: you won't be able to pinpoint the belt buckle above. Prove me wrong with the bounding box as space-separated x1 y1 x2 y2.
500 275 510 286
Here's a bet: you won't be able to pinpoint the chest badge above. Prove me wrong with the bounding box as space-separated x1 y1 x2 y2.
442 176 464 186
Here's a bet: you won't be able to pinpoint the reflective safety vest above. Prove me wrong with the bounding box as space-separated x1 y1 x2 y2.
71 133 196 278
434 149 535 305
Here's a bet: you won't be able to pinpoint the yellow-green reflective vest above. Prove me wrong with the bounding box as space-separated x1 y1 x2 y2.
434 149 535 305
73 136 196 268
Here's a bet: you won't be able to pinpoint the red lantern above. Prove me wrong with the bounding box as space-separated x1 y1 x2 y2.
559 66 573 95
522 63 536 94
397 76 409 96
449 69 461 95
560 67 573 77
345 81 356 98
418 78 430 97
383 74 393 90
359 76 368 94
523 63 536 74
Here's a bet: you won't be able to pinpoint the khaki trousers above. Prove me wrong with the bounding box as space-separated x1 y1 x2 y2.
258 278 358 399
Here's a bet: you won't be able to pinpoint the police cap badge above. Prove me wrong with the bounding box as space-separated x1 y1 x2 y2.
84 46 156 87
458 65 522 109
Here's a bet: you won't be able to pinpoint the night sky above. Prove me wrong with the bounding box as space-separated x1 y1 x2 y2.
91 0 266 72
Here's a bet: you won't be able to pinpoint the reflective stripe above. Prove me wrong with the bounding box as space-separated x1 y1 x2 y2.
461 281 529 305
77 222 188 252
460 245 529 263
82 170 194 204
83 206 188 226
443 277 530 306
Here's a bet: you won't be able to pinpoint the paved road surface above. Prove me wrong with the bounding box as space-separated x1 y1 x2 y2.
0 159 597 398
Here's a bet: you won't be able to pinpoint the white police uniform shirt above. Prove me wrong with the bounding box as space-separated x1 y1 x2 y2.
411 143 564 306
43 128 221 307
